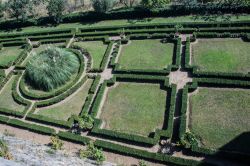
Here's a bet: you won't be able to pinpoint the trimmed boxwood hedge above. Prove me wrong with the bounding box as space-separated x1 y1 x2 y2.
35 75 87 107
26 76 98 128
185 34 250 80
89 41 114 72
0 72 32 118
7 118 56 135
179 79 250 161
0 115 9 124
26 106 74 129
0 43 31 69
94 139 204 166
57 131 91 145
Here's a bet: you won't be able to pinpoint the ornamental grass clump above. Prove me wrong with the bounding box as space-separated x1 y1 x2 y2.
26 46 80 91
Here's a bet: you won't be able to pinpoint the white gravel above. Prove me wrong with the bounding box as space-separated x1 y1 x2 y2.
0 133 115 166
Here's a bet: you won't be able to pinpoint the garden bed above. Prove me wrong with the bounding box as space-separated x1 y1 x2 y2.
191 38 250 74
189 87 250 154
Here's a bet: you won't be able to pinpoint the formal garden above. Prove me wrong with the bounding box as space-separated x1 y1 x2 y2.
0 0 250 165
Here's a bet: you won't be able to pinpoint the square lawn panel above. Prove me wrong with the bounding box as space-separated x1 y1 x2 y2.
0 76 26 112
118 39 174 70
74 41 108 69
191 38 250 74
100 82 167 136
189 87 250 153
0 46 23 66
36 79 93 121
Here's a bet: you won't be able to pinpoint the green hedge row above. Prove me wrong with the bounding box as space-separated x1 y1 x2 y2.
179 82 250 161
179 86 188 140
92 119 162 146
0 43 30 69
14 44 33 66
184 37 191 70
78 21 250 33
70 44 92 72
0 108 25 118
89 75 101 94
19 49 85 100
36 76 88 107
115 74 167 83
0 72 31 118
0 115 9 124
76 27 250 38
57 131 91 145
99 41 114 71
0 41 27 47
94 139 203 166
113 36 180 75
109 41 121 67
193 78 250 88
80 75 101 115
90 76 175 145
7 119 56 135
90 81 107 117
0 69 5 78
26 107 73 129
0 28 74 39
0 71 13 91
172 37 182 70
185 35 250 79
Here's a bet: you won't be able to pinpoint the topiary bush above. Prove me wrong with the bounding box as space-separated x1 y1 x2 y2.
25 46 80 91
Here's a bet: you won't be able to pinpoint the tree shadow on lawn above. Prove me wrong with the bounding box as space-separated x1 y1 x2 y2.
182 132 250 165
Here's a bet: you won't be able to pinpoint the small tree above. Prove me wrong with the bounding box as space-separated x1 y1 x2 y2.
0 139 13 160
75 114 94 131
47 0 65 23
174 24 183 34
141 0 170 8
50 136 64 150
120 0 136 8
91 0 116 13
6 0 32 21
79 142 105 164
139 160 148 166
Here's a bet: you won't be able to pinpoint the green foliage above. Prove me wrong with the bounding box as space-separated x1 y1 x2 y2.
47 0 65 23
79 142 105 164
91 0 116 13
179 132 199 148
0 139 12 160
141 0 170 8
139 160 148 166
75 114 94 130
26 46 80 92
6 0 32 21
50 136 64 150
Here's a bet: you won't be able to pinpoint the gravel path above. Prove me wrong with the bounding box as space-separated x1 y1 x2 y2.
0 133 115 166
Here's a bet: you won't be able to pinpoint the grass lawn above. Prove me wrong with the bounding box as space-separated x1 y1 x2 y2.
100 82 167 136
74 41 107 69
118 40 174 70
191 38 250 74
189 88 250 153
0 46 23 66
36 79 93 121
0 76 26 112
